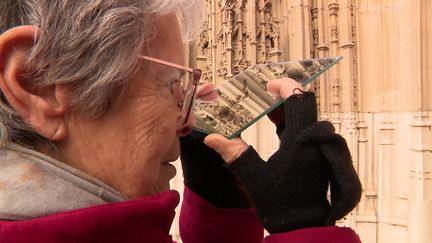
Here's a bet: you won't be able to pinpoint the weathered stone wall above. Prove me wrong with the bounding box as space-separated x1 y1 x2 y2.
170 1 432 242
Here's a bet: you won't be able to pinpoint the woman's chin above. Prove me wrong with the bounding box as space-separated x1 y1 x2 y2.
163 140 181 162
154 162 177 192
160 162 177 179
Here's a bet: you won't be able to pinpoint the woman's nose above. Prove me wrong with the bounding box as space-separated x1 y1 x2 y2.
185 111 196 127
177 110 195 137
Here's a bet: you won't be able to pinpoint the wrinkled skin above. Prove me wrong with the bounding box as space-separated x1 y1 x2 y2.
56 14 193 198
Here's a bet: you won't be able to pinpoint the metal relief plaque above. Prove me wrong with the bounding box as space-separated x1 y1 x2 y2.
193 57 343 138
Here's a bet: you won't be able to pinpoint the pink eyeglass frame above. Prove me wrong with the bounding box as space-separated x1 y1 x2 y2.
137 55 202 124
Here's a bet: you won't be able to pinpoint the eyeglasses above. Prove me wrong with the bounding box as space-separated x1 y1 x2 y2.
138 55 202 124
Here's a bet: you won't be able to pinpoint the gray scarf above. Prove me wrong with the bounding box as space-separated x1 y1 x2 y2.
0 143 127 220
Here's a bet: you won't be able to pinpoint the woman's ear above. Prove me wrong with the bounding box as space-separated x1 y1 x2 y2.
0 25 68 141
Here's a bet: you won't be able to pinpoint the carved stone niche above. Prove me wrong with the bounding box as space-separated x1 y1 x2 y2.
328 2 339 16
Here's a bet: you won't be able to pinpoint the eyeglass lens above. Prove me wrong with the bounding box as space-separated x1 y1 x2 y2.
180 69 201 123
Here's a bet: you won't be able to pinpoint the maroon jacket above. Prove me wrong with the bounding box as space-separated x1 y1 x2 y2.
0 187 361 243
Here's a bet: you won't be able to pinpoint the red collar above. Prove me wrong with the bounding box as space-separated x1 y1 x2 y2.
0 190 180 243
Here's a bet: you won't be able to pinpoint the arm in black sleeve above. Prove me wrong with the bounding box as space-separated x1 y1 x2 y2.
180 131 251 209
228 91 362 234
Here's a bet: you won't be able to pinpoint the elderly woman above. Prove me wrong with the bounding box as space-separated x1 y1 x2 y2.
0 1 362 242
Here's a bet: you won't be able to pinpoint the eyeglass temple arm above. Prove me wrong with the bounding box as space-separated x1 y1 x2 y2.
138 55 194 73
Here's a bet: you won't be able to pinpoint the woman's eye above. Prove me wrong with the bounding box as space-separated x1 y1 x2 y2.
169 80 182 90
166 80 183 98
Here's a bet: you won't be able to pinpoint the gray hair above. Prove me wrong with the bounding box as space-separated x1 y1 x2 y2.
0 0 205 147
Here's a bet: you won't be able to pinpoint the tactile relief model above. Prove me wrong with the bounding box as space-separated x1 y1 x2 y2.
193 57 342 138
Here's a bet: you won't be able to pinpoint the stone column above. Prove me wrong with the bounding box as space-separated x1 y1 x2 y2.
246 0 257 64
407 1 432 242
328 1 341 132
408 114 432 243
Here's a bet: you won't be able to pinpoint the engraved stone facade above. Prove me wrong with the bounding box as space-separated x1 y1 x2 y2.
170 1 432 242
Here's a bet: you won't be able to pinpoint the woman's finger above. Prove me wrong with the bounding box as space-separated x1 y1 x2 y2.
204 134 249 163
195 83 218 102
267 78 303 99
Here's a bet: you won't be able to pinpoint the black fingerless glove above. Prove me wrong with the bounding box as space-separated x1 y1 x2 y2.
180 131 251 209
228 92 362 234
